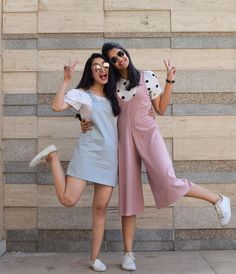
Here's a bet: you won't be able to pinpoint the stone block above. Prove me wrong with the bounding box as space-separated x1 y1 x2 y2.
174 206 236 229
38 207 92 229
4 94 37 105
7 229 38 241
173 138 236 160
38 37 104 50
172 10 236 32
175 228 236 240
3 50 37 72
172 36 236 49
172 49 236 70
174 70 236 93
4 184 37 206
38 117 81 138
105 11 170 33
176 171 236 184
4 207 37 229
173 104 236 116
3 0 38 12
4 139 37 161
175 240 236 251
3 39 37 49
3 13 37 34
37 105 73 117
7 241 37 252
3 105 36 116
5 173 37 184
104 37 170 48
38 0 104 33
37 71 82 93
3 72 37 94
105 0 170 10
3 117 37 138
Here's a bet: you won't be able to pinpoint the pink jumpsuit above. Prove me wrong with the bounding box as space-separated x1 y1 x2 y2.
117 72 193 216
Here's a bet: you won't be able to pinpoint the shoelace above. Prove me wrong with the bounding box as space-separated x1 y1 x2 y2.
126 252 135 261
215 204 223 218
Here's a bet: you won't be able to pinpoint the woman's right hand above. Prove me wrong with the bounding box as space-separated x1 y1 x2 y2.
80 119 94 133
64 60 79 84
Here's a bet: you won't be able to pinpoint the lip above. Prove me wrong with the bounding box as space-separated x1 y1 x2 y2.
118 58 127 67
99 73 108 80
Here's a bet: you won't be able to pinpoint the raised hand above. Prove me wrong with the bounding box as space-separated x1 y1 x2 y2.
163 59 176 80
64 59 79 84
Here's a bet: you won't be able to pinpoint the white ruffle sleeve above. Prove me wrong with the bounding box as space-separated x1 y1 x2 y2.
64 88 92 119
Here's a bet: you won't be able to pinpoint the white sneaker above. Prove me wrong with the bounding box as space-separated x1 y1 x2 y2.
29 145 57 168
121 252 136 271
90 259 107 272
214 195 231 227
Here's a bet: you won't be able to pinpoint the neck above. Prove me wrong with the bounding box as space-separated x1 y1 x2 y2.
120 68 129 80
90 82 105 96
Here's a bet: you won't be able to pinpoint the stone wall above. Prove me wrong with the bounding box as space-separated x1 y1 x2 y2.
1 0 236 252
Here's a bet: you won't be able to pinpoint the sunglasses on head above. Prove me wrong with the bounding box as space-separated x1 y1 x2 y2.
110 50 125 64
92 62 110 73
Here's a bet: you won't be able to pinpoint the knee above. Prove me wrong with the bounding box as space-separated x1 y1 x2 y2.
93 202 108 215
59 196 77 208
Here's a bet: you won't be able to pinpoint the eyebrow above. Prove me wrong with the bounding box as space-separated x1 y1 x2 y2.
92 62 106 66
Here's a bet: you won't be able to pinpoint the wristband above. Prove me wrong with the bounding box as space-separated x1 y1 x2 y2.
166 79 175 84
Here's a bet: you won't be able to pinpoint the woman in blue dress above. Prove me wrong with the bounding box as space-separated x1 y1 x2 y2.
29 53 120 272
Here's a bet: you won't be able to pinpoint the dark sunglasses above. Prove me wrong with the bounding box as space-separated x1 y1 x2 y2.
110 50 125 64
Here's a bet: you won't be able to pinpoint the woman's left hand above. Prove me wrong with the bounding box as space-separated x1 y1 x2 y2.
163 59 176 80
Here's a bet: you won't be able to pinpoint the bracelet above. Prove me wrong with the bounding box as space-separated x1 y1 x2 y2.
166 79 175 84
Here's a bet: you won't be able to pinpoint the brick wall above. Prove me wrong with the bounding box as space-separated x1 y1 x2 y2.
1 0 236 252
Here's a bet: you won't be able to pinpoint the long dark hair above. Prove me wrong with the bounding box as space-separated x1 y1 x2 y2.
102 42 140 90
75 53 120 116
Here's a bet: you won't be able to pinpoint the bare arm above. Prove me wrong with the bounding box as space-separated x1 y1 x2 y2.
151 59 176 115
51 60 79 112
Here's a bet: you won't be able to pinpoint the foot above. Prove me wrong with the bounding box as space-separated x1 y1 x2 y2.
121 252 136 271
214 195 231 226
90 259 107 272
29 145 57 168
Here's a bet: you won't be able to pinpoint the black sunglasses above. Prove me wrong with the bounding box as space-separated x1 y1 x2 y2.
110 50 125 64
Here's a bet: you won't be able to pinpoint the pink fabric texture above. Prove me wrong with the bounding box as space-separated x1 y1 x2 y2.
117 72 193 216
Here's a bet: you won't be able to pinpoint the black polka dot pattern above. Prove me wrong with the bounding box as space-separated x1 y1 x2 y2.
121 96 125 100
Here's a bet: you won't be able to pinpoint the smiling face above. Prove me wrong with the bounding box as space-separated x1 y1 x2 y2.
108 48 129 72
91 57 110 85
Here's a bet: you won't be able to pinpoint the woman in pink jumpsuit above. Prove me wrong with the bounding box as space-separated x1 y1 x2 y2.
82 42 231 271
102 42 231 271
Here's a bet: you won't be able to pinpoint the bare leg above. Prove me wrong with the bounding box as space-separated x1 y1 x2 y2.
185 183 220 204
47 152 87 207
122 215 136 252
91 184 113 261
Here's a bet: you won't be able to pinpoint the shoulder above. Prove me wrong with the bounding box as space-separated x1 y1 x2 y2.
143 70 158 80
66 88 91 100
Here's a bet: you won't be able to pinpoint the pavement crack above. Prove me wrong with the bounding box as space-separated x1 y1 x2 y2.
46 255 60 274
200 251 218 274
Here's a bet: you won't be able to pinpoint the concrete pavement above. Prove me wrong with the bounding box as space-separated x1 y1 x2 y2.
0 250 236 274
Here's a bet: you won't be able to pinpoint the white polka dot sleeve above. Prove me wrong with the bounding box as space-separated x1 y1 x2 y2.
144 71 163 100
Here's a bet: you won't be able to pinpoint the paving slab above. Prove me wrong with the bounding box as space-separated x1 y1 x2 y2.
0 251 235 274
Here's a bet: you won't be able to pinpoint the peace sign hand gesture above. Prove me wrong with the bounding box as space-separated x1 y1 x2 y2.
163 59 176 81
64 59 79 84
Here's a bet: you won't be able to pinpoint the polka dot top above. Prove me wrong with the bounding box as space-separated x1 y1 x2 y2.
116 71 163 101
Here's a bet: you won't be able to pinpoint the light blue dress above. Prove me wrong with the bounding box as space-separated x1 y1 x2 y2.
64 89 118 187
